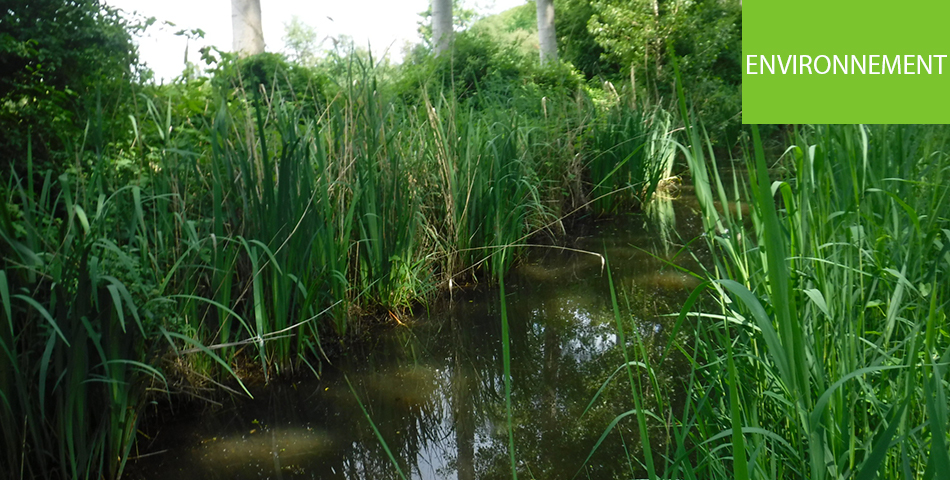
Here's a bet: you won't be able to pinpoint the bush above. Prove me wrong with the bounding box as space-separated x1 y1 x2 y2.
210 51 328 118
0 0 144 171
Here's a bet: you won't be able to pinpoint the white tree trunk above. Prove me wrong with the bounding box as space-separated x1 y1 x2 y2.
431 0 453 56
536 0 557 65
232 0 264 57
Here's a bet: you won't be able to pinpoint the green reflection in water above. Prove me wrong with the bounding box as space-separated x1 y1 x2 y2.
129 195 709 480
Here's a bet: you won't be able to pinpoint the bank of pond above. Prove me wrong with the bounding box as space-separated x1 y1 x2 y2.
3 119 949 480
127 201 704 480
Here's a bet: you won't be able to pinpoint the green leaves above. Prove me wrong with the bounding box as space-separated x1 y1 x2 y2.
679 122 950 479
1 0 141 171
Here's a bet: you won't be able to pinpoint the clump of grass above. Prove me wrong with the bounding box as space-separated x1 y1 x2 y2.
2 52 681 479
414 91 556 284
586 101 677 215
672 119 950 479
0 153 166 479
580 69 950 478
137 57 678 386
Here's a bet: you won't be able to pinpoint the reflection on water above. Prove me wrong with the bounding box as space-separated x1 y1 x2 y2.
129 193 708 480
192 427 333 477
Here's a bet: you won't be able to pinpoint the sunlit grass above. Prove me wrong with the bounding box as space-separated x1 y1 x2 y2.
572 68 950 479
665 119 950 479
1 56 676 478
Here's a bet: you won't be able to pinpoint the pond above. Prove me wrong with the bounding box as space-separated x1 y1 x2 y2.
128 186 710 480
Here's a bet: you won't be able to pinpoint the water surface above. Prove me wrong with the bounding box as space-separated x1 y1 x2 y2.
129 192 709 480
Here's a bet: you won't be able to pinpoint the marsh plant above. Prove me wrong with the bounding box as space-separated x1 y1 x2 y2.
1 50 676 477
0 154 167 479
628 119 950 479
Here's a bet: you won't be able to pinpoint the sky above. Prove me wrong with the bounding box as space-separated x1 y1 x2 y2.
105 0 527 82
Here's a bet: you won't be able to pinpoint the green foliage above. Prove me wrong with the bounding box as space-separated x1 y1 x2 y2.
555 0 621 80
470 1 538 57
418 99 553 278
586 0 742 144
0 5 689 477
588 0 662 68
585 102 676 214
282 15 321 67
210 51 328 117
0 0 145 171
398 27 582 111
674 119 950 478
0 155 167 479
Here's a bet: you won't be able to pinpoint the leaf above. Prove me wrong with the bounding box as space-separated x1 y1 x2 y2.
74 205 90 236
715 280 791 389
0 271 11 338
581 361 649 419
159 329 252 398
803 288 830 319
102 276 142 335
106 284 126 333
854 400 908 480
344 374 408 480
572 409 660 480
132 186 146 234
38 332 57 421
14 294 69 346
809 365 905 432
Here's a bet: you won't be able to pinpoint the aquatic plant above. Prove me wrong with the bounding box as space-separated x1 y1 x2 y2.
586 102 677 214
1 49 677 478
673 119 950 479
0 152 163 479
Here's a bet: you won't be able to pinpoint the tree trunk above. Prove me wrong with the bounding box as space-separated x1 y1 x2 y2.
232 0 264 57
432 0 453 56
536 0 557 65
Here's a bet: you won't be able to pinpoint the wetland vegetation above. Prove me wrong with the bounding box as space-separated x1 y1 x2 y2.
3 1 949 480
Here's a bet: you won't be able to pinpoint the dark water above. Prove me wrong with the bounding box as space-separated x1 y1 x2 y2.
128 191 710 480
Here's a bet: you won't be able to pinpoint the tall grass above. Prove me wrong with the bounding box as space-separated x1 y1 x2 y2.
584 121 949 479
148 58 675 385
0 153 166 479
1 56 676 478
586 104 677 214
664 121 950 478
422 100 553 280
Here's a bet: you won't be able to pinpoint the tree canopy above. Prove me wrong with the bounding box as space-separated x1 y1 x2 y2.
0 0 143 169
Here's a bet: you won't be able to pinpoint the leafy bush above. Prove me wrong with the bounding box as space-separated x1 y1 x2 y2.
0 0 144 171
209 51 328 118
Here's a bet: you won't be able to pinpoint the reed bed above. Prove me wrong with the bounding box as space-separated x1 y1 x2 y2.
0 59 673 478
612 119 950 479
0 153 168 479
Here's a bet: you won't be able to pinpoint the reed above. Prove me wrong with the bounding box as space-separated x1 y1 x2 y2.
674 120 950 479
586 102 677 214
415 92 555 282
1 53 678 478
0 152 166 479
335 65 424 309
577 67 950 478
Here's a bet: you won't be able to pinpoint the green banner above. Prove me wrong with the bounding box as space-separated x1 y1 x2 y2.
743 0 950 123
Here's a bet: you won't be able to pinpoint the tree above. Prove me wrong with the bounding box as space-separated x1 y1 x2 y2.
0 0 141 170
536 0 557 64
232 0 264 56
552 0 618 79
431 0 453 56
283 15 320 66
587 0 742 141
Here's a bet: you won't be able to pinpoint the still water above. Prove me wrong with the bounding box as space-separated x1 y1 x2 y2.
129 190 710 480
